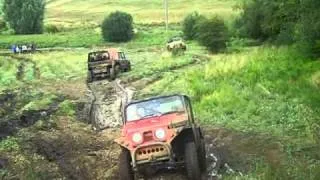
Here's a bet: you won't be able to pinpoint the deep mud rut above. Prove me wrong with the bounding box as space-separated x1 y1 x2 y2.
73 79 232 180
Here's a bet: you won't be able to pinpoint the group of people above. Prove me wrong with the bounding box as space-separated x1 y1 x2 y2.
11 44 36 54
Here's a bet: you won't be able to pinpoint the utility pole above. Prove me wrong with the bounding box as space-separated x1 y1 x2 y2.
164 0 169 32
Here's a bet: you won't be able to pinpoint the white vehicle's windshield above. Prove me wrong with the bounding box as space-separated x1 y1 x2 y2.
126 96 185 122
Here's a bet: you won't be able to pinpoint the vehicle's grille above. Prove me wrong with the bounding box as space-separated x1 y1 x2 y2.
137 146 166 155
143 131 153 142
135 145 169 162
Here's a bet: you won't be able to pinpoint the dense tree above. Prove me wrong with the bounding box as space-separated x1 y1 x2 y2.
101 11 134 42
295 0 320 58
2 0 45 34
182 12 204 40
196 16 229 53
236 0 320 58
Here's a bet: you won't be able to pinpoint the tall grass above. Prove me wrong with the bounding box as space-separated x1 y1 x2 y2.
0 56 20 89
142 47 320 141
0 29 102 48
140 46 320 179
31 51 87 80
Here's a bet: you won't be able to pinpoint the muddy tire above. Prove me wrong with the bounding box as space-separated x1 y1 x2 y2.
199 139 206 172
185 141 201 180
110 67 116 80
110 65 120 80
87 71 93 83
125 64 131 72
119 148 134 180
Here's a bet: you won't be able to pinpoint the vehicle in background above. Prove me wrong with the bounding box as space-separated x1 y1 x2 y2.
166 37 187 52
87 48 131 82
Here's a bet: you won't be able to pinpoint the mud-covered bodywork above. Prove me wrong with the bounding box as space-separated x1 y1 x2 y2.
115 95 206 179
166 37 187 52
87 48 131 82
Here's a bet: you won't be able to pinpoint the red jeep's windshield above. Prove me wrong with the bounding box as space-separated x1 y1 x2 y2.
126 96 185 122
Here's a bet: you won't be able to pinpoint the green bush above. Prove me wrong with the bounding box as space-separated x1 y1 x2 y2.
182 11 204 40
45 24 60 34
234 0 265 40
295 0 320 58
101 11 134 42
235 0 299 42
196 16 229 53
2 0 45 34
235 0 320 58
0 18 6 31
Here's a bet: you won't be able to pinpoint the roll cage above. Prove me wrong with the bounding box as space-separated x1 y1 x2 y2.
122 94 195 124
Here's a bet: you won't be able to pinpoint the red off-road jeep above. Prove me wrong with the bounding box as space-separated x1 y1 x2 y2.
115 94 206 180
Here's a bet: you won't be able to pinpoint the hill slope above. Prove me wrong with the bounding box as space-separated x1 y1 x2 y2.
45 0 237 25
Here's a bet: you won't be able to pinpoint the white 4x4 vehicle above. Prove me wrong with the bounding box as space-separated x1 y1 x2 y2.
166 37 187 52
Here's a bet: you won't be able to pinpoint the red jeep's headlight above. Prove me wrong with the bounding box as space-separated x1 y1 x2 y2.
155 128 166 140
132 132 143 144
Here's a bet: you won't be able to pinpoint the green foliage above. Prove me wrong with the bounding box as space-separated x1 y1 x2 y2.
57 100 75 117
2 0 45 34
0 136 20 152
21 93 57 111
0 57 20 88
295 0 320 58
0 18 6 31
101 11 133 42
142 47 320 141
236 0 320 57
44 24 61 34
196 16 229 53
182 12 204 40
0 29 102 48
235 0 299 41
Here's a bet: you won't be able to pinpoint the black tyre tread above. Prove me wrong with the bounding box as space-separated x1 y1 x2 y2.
87 71 93 83
199 139 206 172
119 149 134 180
110 67 116 80
185 141 202 180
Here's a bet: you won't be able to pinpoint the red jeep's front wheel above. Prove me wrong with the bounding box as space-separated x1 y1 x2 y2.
119 148 134 180
185 141 202 180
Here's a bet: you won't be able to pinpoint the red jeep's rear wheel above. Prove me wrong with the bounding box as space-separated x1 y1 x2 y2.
199 139 207 172
87 70 93 83
185 141 202 180
119 148 134 180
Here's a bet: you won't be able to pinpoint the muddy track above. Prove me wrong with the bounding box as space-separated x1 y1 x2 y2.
0 91 65 139
32 128 120 180
84 79 134 130
122 54 211 86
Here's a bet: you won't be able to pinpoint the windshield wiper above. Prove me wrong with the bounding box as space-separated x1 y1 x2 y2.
140 114 157 119
159 110 184 116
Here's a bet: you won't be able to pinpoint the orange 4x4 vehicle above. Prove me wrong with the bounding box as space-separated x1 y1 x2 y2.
87 48 131 82
115 94 206 180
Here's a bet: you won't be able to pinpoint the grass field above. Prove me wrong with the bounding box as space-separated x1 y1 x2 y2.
46 0 238 25
0 25 182 48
